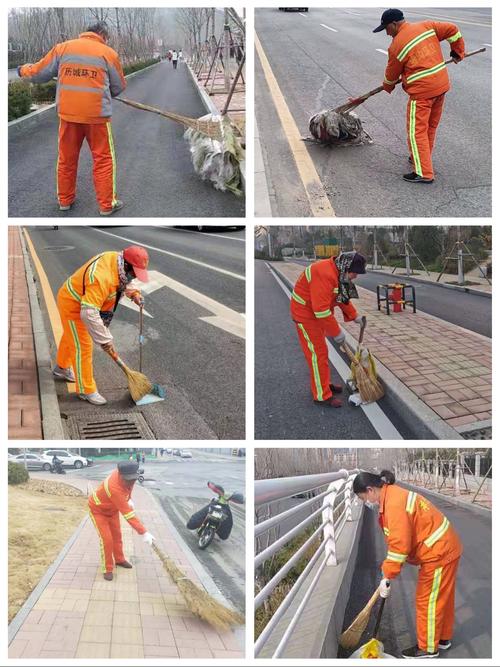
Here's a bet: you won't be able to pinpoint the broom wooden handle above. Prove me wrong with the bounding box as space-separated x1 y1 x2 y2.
116 96 194 126
335 47 486 112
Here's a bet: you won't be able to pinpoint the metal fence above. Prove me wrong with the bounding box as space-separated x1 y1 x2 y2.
254 469 359 658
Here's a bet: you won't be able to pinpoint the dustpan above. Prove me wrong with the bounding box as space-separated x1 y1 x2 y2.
134 305 166 405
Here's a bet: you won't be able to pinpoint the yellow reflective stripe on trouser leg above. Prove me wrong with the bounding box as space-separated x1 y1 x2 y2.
56 119 61 201
298 323 323 401
68 320 84 394
106 122 117 206
427 566 443 653
89 511 106 573
409 100 423 176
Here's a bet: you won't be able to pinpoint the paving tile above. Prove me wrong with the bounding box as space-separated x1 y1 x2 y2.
144 645 180 657
111 626 143 645
113 612 142 628
75 642 110 658
110 643 144 658
178 646 214 658
79 625 112 644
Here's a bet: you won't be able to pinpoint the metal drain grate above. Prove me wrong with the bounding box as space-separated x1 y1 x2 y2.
461 427 492 440
66 412 155 440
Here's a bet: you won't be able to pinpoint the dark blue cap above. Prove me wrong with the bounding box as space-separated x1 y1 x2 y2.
373 8 404 32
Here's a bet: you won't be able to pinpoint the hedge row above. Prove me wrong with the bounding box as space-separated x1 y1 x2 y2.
8 57 161 121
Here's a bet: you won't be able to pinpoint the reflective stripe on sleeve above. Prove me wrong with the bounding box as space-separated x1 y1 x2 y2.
406 490 418 514
424 517 450 547
92 491 101 506
103 477 112 498
123 510 136 520
305 265 312 283
65 278 82 302
447 31 462 43
291 290 307 305
397 29 436 61
314 309 332 319
384 76 399 85
386 550 408 563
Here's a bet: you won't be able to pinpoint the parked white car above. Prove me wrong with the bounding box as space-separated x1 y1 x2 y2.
42 450 88 469
180 450 193 458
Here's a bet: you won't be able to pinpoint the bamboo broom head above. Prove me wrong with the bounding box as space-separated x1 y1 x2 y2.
342 345 384 403
152 543 244 631
338 588 380 650
121 364 154 402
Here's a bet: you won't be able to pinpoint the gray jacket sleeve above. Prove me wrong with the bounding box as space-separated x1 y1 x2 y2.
80 306 113 345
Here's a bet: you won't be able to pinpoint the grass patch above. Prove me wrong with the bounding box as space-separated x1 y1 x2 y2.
8 480 87 622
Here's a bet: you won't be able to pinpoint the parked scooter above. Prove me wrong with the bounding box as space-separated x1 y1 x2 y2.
187 482 244 550
50 455 66 475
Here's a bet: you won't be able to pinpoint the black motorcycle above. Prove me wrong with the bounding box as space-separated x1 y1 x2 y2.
187 481 244 550
50 456 66 475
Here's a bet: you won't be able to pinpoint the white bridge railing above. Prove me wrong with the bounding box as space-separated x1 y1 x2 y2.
254 469 360 658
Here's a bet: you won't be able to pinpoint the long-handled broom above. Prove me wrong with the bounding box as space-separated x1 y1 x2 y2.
342 317 384 404
339 587 380 650
152 542 244 631
104 347 165 405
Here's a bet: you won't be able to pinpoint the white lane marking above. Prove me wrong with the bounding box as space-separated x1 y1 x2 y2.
343 10 361 16
320 23 338 33
267 264 403 440
299 12 308 18
93 228 245 281
376 48 388 55
140 269 245 339
403 11 491 28
483 43 492 47
161 226 245 242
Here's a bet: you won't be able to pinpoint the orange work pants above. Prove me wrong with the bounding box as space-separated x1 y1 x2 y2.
57 119 118 211
295 321 332 401
56 287 97 395
89 510 126 573
416 557 460 652
407 93 445 180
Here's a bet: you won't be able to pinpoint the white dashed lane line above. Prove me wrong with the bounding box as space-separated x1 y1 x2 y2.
320 23 338 33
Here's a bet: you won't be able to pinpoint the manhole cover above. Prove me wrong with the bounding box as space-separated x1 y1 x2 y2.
66 412 154 440
44 245 75 251
461 427 492 440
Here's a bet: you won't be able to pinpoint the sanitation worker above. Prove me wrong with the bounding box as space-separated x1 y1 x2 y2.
373 9 465 183
353 470 463 659
52 246 149 405
89 461 155 580
291 251 366 407
17 21 126 215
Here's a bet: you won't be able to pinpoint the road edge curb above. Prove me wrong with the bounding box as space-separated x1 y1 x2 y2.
267 261 463 441
254 114 273 217
143 486 245 647
8 515 89 644
8 61 162 135
368 269 491 299
399 481 491 518
19 227 65 440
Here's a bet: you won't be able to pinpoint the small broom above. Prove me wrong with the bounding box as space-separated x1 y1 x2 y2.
152 542 244 631
104 348 165 404
339 587 380 650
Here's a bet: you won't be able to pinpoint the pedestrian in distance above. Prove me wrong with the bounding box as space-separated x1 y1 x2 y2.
167 50 172 62
353 470 462 659
172 49 178 69
52 246 149 405
141 452 145 463
17 21 127 215
291 251 367 408
89 461 156 581
373 8 465 183
136 451 141 464
178 49 183 62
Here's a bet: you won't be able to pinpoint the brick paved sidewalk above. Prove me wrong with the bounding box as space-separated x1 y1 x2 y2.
8 480 244 659
8 226 43 439
273 262 491 435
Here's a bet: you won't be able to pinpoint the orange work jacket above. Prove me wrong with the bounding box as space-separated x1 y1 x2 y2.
384 21 465 99
290 258 358 338
379 484 463 578
19 32 126 123
88 469 146 535
60 251 123 318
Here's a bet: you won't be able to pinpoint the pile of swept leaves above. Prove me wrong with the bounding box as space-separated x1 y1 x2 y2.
18 479 84 497
184 115 245 197
309 108 372 146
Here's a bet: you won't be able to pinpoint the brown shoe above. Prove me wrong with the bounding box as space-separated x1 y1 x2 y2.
314 397 342 408
116 561 133 569
330 383 343 394
103 572 113 581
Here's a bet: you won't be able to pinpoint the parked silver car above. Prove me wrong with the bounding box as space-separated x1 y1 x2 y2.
13 453 52 471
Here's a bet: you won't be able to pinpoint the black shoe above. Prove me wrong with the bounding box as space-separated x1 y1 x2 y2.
403 171 434 184
103 572 113 581
330 383 343 394
402 645 439 659
438 640 452 650
116 560 133 569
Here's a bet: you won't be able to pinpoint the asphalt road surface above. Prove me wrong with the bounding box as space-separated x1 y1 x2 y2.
34 451 246 613
289 259 491 337
9 61 245 217
255 7 491 217
341 488 491 659
254 260 417 440
26 226 245 439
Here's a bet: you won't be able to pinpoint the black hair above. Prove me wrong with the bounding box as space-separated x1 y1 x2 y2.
85 21 110 39
353 470 396 494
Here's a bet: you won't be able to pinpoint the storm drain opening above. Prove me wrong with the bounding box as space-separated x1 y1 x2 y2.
66 412 155 440
461 427 492 440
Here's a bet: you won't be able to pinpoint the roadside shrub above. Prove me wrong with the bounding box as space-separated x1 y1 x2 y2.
8 462 29 485
123 57 160 76
31 81 56 103
8 81 32 121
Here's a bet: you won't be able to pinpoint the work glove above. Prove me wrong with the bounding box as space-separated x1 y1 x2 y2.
379 578 391 598
354 315 365 324
128 500 135 509
143 531 155 546
101 341 117 357
333 331 346 346
450 50 463 63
